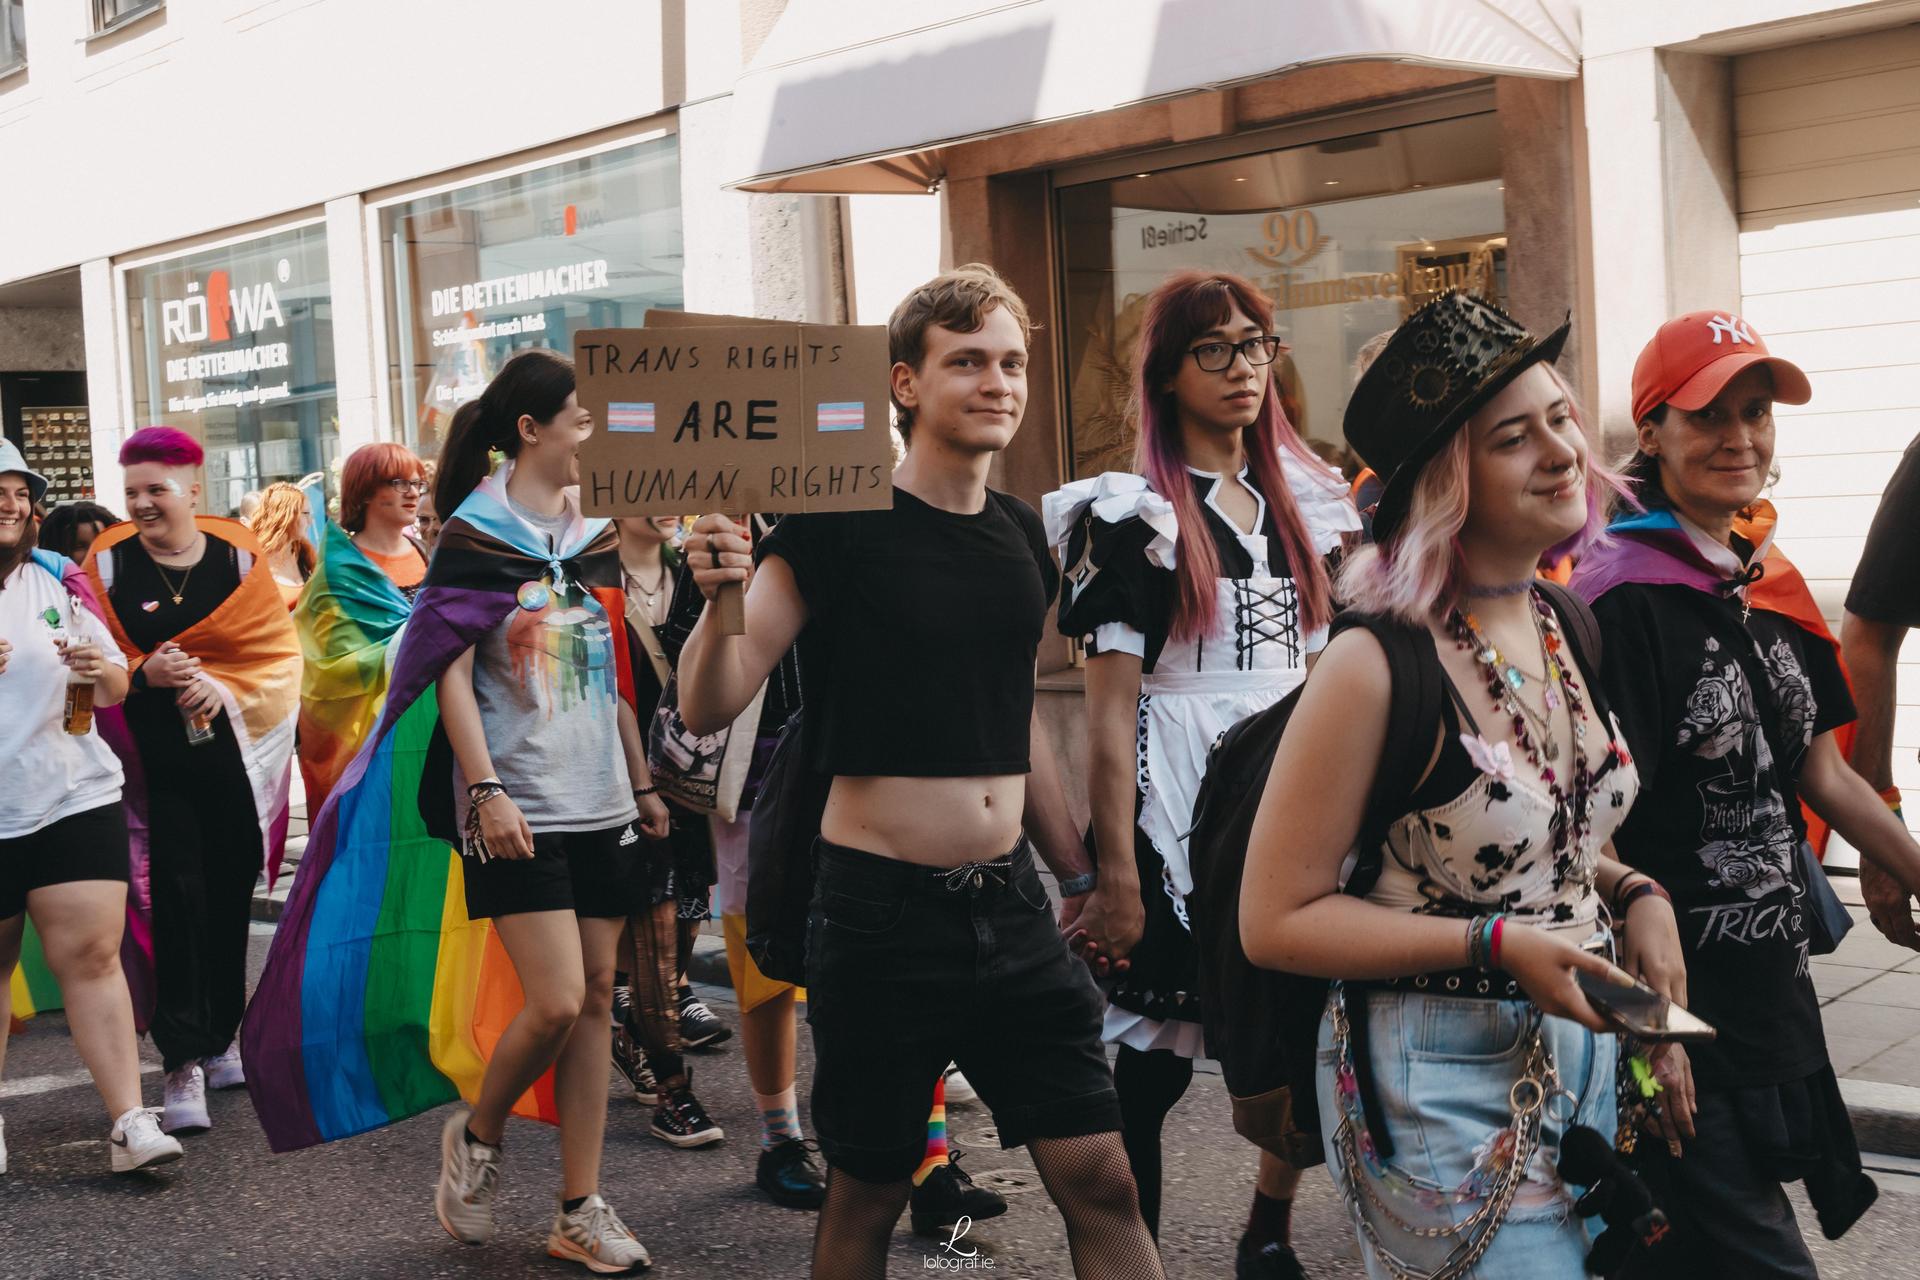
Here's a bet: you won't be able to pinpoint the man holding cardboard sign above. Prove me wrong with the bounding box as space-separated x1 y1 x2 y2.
677 266 1164 1278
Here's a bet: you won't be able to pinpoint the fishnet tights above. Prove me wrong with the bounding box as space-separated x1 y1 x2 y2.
1029 1132 1168 1279
810 1166 910 1280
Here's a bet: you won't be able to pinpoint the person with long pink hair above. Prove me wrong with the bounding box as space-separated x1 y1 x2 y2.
1044 270 1359 1275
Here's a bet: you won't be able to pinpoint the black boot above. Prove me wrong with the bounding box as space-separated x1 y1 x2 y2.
910 1154 1008 1235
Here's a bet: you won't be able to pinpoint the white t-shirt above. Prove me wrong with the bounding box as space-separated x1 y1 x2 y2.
0 560 126 839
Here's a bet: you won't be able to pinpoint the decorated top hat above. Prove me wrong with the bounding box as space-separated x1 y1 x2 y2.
1343 291 1570 544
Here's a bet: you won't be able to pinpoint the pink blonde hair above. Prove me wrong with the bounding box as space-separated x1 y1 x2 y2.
1339 365 1624 625
1133 271 1332 643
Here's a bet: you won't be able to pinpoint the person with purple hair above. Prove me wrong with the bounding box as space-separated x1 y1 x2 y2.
1044 271 1359 1277
82 426 299 1138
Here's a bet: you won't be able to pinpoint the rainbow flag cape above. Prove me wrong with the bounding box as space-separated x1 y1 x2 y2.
86 517 300 889
242 465 637 1152
295 522 415 816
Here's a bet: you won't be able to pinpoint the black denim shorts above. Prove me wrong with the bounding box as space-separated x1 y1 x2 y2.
805 836 1121 1183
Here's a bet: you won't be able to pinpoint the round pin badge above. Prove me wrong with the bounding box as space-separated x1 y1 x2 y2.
516 581 551 612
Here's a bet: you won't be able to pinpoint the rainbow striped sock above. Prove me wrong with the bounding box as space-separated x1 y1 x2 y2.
912 1077 949 1187
755 1087 803 1151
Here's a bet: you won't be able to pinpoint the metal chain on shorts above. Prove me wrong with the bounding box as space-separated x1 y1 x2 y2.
1329 992 1554 1280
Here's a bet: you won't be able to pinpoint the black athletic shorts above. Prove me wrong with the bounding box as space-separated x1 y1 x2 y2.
0 802 131 919
462 820 646 921
805 836 1122 1183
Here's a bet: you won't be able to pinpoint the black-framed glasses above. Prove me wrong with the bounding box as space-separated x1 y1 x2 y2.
385 478 429 495
1186 335 1284 373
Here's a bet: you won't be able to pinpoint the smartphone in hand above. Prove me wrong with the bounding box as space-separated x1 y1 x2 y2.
1574 969 1717 1043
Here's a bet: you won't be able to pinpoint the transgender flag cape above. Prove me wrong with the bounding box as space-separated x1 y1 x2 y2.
8 551 155 1026
242 466 637 1152
294 521 415 816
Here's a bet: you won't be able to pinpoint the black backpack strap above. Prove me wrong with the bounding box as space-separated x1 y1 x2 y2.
1325 612 1448 897
1535 578 1603 675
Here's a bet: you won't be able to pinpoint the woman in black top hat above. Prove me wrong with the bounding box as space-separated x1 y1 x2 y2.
1240 293 1683 1279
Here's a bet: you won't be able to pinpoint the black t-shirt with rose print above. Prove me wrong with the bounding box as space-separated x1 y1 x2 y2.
1591 580 1854 1088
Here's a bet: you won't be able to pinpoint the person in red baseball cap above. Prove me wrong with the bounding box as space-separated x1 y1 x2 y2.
1570 313 1920 1275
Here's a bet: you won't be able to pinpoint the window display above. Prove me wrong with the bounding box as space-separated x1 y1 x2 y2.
381 136 684 451
1058 112 1505 477
124 223 337 515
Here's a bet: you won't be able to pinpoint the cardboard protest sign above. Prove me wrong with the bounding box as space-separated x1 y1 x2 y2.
574 314 893 518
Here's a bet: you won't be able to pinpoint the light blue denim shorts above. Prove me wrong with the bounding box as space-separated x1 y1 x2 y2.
1315 988 1618 1280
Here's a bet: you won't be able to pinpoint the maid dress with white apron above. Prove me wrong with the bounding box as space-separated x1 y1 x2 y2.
1044 455 1360 1057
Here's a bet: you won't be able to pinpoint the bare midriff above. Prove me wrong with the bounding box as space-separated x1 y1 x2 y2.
820 774 1027 867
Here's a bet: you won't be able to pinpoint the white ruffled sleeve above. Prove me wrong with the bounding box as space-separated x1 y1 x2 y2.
1279 450 1363 556
1042 471 1181 570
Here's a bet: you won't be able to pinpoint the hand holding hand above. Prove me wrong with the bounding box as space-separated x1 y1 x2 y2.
686 513 753 603
144 642 201 688
1062 883 1143 979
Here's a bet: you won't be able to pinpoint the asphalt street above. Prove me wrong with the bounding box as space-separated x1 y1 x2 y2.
3 926 1919 1278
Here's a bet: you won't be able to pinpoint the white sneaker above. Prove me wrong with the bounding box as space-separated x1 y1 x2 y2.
161 1064 210 1134
203 1041 246 1090
110 1106 184 1173
435 1107 502 1246
547 1193 652 1274
943 1063 979 1107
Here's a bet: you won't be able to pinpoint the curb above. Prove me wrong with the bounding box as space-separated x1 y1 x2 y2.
1841 1079 1920 1160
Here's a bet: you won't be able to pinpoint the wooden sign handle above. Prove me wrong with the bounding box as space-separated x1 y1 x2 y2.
714 580 747 635
714 508 748 635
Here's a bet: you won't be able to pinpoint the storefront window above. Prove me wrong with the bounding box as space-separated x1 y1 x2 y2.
124 223 337 516
381 136 684 452
1058 112 1504 477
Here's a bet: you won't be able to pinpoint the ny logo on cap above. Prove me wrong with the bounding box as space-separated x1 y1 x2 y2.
1707 314 1754 346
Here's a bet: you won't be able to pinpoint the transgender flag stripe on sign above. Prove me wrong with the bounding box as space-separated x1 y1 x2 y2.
608 402 655 433
817 401 865 432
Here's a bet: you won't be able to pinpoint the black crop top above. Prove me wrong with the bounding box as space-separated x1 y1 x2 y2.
757 487 1058 777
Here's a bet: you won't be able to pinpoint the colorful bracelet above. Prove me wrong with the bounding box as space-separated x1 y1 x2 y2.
1467 913 1503 972
1616 875 1672 913
1881 785 1904 812
1490 916 1506 968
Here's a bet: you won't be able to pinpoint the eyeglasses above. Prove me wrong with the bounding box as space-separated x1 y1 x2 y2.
385 478 429 495
1186 335 1285 373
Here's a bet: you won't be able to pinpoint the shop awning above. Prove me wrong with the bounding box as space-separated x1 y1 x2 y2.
728 0 1580 193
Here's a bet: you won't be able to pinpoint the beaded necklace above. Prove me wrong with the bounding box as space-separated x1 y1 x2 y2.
1446 592 1596 862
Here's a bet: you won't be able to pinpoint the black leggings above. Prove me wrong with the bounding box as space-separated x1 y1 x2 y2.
140 721 262 1072
1114 1043 1196 1239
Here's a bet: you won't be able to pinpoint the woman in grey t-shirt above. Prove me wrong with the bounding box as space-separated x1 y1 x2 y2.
427 350 671 1276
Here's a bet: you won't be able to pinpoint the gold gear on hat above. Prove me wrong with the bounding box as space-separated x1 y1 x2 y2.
1407 362 1453 409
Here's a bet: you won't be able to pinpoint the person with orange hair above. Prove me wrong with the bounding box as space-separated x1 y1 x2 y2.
251 483 317 609
292 443 430 814
340 442 430 595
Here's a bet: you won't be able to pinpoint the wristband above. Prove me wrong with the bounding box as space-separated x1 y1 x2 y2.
468 782 507 810
632 785 658 798
1618 877 1672 913
1881 785 1904 812
467 778 503 795
1058 870 1098 897
1490 916 1506 968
